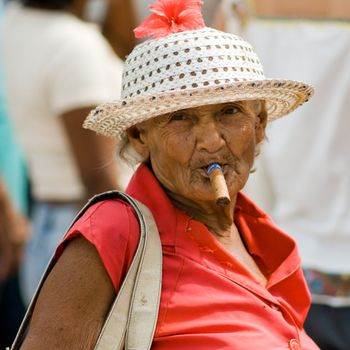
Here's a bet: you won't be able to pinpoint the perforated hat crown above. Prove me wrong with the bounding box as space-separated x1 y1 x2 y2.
122 27 265 98
84 27 314 139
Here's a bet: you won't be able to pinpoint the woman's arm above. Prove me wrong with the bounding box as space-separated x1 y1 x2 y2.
21 236 115 350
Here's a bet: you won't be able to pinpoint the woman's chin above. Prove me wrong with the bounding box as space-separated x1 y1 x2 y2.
185 185 225 206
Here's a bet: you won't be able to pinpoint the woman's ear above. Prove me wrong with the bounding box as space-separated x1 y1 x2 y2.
255 103 268 144
126 125 150 160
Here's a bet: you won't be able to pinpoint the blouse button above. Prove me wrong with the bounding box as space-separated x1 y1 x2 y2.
225 262 233 268
289 338 301 350
270 303 280 311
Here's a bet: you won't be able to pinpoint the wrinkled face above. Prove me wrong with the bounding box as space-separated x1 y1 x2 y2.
128 100 267 205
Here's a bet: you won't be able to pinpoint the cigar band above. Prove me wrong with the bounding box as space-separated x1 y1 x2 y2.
207 163 222 175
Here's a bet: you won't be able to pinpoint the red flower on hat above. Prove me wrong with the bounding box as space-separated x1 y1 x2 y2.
134 0 205 39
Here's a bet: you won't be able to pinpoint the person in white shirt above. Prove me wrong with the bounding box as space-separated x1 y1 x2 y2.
1 0 125 305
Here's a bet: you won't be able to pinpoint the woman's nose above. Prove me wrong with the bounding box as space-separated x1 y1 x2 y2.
195 118 225 153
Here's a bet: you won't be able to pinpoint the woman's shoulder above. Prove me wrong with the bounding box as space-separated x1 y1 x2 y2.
56 197 141 290
70 197 140 246
77 198 139 229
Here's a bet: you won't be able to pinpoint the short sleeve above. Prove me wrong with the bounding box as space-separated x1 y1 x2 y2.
47 24 123 116
55 199 140 291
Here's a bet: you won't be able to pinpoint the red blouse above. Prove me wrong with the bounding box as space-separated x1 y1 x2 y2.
56 164 319 350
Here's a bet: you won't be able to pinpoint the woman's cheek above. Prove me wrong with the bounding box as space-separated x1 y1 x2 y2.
227 124 256 155
166 133 194 165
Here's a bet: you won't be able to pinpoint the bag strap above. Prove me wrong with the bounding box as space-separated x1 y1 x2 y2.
95 197 162 350
9 191 162 350
126 200 162 350
95 198 162 350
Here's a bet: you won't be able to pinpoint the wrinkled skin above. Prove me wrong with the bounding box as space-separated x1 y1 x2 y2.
128 100 267 231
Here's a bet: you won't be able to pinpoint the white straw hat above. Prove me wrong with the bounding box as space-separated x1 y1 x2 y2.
84 25 314 140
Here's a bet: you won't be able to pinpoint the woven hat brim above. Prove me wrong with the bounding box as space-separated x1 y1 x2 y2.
84 79 314 139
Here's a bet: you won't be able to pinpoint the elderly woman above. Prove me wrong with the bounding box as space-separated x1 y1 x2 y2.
16 1 318 349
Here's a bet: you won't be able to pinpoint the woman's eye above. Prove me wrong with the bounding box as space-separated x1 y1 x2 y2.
169 113 188 122
222 106 240 115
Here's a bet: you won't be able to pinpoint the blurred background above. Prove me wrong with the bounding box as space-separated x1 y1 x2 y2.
0 1 349 349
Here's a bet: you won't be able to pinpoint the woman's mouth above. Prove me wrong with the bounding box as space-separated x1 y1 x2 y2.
199 163 229 177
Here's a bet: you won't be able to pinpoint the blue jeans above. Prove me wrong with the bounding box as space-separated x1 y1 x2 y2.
19 202 79 306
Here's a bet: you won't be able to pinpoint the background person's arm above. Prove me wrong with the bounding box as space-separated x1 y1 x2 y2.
252 0 350 19
61 107 121 200
102 0 137 59
72 0 137 59
0 178 28 281
21 236 115 349
0 179 15 281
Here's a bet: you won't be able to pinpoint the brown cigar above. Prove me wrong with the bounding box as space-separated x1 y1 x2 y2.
207 164 231 206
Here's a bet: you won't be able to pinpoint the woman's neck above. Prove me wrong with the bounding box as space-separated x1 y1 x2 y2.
167 190 237 235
